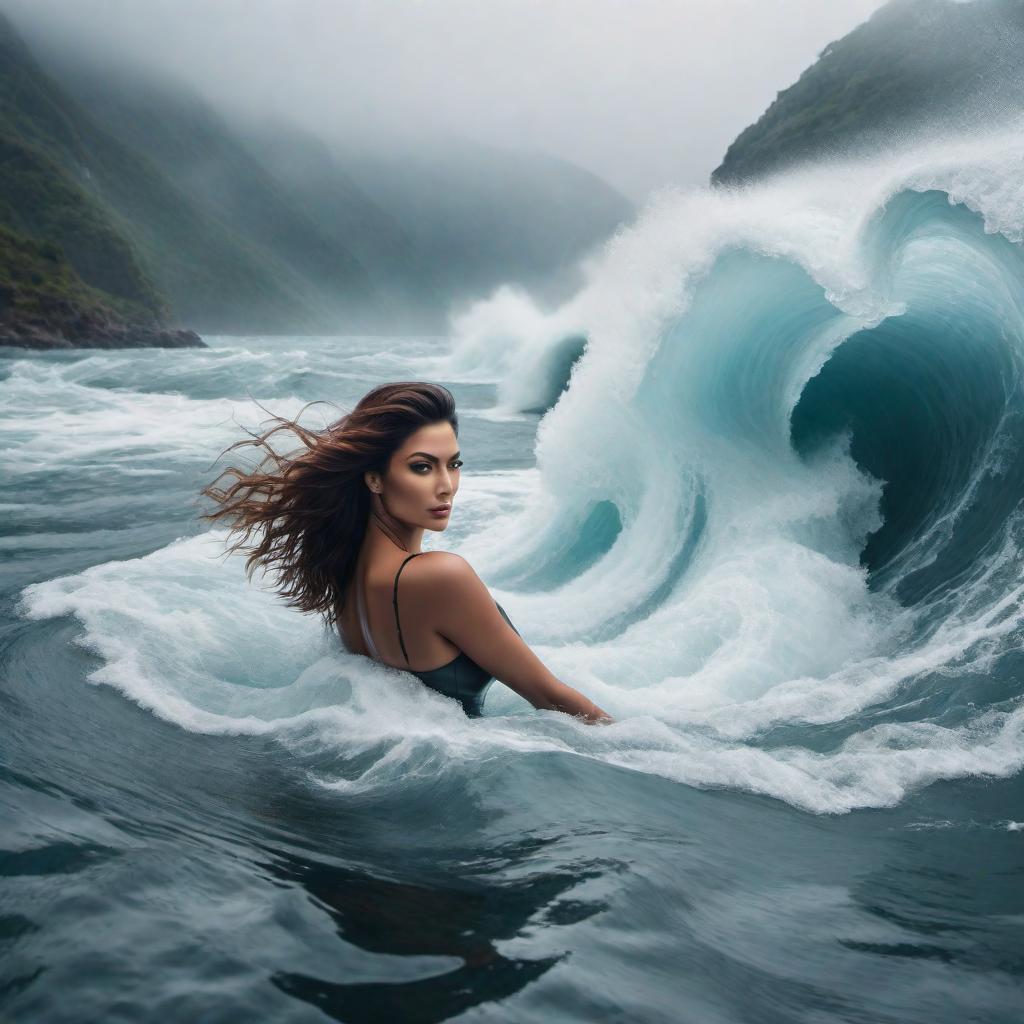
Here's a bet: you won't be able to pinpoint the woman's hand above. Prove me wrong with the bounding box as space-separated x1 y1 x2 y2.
527 677 614 724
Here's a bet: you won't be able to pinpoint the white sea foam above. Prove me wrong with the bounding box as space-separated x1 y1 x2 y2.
17 512 1024 815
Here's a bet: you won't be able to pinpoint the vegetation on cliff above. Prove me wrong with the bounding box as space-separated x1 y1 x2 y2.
713 0 1024 185
0 222 199 348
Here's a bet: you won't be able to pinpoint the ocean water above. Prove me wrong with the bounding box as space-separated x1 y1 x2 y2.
3 130 1024 1022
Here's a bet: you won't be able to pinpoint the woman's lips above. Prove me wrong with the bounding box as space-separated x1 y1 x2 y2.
429 504 451 517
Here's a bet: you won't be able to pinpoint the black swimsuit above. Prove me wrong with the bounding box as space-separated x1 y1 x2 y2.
355 552 519 717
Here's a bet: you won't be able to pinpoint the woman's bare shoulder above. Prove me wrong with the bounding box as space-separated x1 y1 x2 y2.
405 550 480 591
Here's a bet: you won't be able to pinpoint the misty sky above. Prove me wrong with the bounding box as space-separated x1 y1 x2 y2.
9 0 888 203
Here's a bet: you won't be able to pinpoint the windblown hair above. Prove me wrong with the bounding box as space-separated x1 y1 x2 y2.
201 381 458 627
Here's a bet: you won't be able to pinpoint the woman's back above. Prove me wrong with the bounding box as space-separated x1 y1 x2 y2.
341 550 462 669
339 551 519 716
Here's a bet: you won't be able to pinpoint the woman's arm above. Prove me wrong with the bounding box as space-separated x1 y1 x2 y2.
410 552 613 724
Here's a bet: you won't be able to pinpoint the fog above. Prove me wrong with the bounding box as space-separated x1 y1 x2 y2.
7 0 886 202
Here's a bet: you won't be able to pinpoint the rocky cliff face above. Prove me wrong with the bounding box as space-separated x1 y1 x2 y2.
713 0 1024 185
0 224 202 350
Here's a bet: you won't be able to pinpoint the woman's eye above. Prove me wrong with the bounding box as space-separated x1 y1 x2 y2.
411 459 462 473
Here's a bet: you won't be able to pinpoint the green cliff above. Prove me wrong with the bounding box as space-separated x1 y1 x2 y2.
0 12 203 346
713 0 1024 185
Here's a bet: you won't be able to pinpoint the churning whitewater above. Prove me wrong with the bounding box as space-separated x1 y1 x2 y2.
15 126 1024 815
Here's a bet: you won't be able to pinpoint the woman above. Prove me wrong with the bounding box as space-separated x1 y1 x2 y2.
203 381 612 724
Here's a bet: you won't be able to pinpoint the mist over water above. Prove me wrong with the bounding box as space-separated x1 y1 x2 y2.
4 128 1024 1020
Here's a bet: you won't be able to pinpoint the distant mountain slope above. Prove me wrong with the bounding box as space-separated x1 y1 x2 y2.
713 0 1024 185
345 137 635 312
24 24 634 330
5 6 635 334
32 54 383 331
203 116 445 332
237 121 635 324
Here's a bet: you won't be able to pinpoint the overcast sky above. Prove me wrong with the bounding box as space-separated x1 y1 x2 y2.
9 0 888 202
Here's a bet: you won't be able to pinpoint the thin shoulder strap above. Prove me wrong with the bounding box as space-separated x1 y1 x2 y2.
392 552 424 665
354 568 382 662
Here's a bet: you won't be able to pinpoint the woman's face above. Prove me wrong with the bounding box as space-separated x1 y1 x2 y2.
377 421 462 532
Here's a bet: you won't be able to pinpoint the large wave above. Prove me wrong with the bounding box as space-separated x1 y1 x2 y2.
18 127 1024 814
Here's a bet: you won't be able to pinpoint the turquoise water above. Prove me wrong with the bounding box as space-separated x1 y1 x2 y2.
5 131 1024 1020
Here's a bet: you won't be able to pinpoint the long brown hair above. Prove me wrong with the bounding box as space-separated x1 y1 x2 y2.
201 381 459 627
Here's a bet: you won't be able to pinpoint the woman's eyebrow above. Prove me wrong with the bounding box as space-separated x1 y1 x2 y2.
406 451 461 462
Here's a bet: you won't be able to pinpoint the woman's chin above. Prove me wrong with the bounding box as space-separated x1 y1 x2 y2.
424 519 450 532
